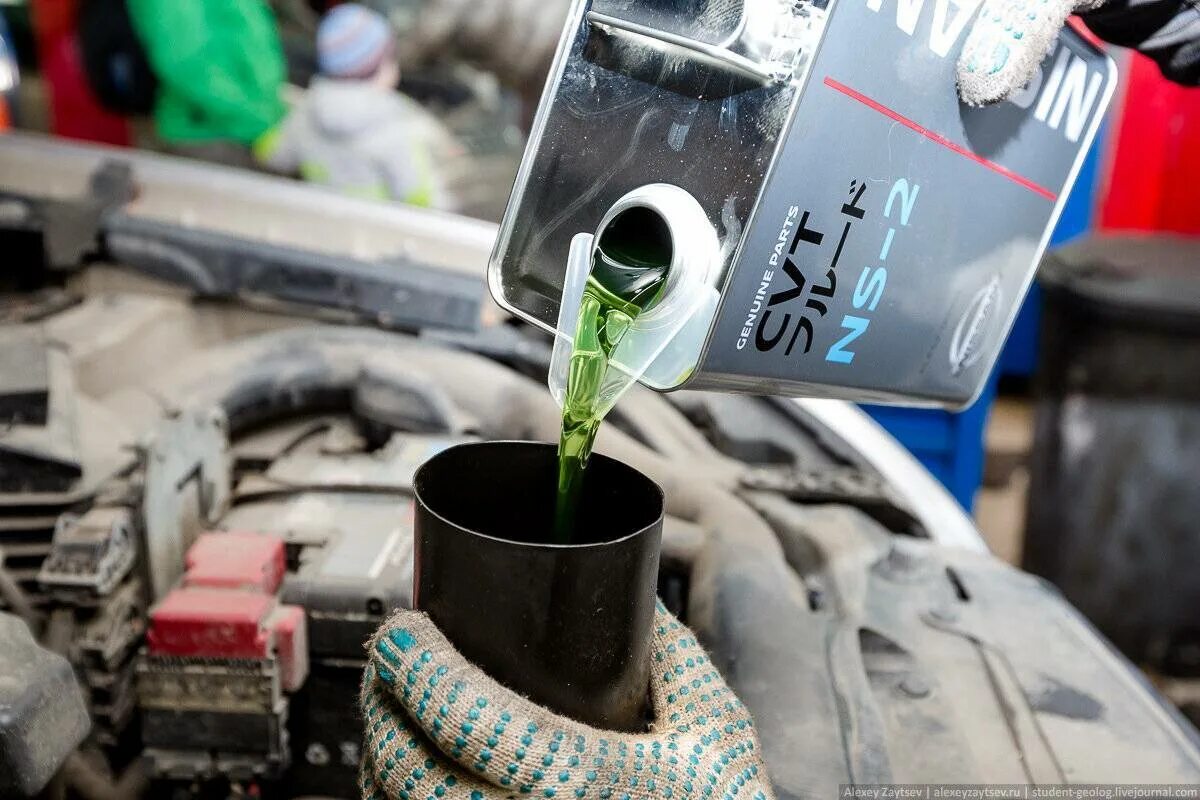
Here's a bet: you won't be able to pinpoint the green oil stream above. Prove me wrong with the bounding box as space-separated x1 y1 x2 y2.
554 209 672 543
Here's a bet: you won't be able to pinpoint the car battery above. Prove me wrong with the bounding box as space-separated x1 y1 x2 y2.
281 658 369 798
278 498 413 659
489 0 1116 407
275 499 414 796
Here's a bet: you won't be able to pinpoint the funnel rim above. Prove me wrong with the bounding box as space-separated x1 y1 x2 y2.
413 439 664 551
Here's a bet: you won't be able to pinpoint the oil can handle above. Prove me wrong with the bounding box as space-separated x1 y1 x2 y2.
586 3 826 85
547 185 721 406
586 10 780 84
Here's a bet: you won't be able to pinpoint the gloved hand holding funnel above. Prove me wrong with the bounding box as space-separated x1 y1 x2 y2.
360 605 774 800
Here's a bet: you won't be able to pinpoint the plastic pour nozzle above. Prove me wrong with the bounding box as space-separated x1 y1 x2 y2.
548 184 721 414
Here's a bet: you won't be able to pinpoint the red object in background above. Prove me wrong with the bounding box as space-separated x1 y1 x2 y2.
185 531 287 594
1099 53 1200 234
147 586 310 690
147 587 275 660
266 604 309 692
1066 16 1103 48
147 531 310 691
30 0 130 145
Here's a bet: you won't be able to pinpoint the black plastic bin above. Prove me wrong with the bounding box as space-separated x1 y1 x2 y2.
1026 235 1200 675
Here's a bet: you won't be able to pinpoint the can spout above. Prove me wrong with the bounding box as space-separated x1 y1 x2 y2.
591 206 673 313
547 184 721 413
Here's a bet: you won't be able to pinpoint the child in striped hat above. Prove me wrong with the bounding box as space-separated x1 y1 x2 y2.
257 3 454 210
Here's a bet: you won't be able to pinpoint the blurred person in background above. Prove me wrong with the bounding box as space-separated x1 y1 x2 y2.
126 0 286 166
256 3 454 211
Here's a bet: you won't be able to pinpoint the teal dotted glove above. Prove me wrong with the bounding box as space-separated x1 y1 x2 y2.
359 604 774 800
957 0 1106 106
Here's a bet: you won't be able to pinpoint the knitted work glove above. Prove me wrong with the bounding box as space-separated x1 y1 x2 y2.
957 0 1107 106
359 604 774 800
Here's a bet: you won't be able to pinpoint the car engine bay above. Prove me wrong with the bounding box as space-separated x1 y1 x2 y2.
1 136 1199 799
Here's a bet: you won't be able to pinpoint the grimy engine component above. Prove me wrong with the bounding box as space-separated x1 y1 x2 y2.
0 611 91 797
490 0 1116 407
137 531 308 781
38 507 137 602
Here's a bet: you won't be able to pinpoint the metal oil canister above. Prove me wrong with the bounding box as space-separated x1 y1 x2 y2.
489 0 1115 407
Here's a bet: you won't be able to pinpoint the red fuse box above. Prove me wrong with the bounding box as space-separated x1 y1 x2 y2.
148 530 308 691
184 531 286 594
147 587 309 690
147 588 274 660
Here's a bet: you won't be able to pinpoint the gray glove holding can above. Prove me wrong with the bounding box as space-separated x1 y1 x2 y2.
958 0 1200 105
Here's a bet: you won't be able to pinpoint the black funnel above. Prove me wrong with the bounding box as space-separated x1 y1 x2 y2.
413 440 662 731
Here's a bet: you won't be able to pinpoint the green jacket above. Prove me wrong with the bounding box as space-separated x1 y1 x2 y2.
128 0 286 145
